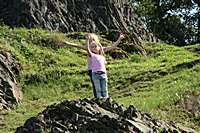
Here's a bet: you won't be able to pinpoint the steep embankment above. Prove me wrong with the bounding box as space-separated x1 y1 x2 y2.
0 26 199 132
0 0 159 56
0 0 157 43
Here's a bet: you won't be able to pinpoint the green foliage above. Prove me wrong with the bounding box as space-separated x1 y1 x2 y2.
131 0 155 17
131 0 199 45
0 26 200 132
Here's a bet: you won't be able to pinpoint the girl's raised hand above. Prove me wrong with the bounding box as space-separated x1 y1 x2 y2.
85 33 91 40
119 33 125 40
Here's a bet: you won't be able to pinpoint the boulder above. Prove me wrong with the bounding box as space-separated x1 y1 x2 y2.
16 98 195 133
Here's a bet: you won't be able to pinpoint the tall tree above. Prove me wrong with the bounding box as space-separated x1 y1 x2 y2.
131 0 199 45
193 0 200 43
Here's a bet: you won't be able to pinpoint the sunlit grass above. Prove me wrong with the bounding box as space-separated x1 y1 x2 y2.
0 26 200 132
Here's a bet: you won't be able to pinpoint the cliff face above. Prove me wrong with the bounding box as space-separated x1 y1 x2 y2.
0 0 139 32
0 0 157 45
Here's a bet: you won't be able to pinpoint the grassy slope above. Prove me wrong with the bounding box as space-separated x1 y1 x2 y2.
0 26 199 133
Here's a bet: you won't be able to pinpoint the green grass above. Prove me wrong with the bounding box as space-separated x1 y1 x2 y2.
0 26 200 133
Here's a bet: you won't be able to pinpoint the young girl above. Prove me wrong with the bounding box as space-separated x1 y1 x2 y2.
86 34 108 98
63 33 125 98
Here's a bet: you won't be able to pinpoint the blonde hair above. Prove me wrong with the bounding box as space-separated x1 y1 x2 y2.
89 33 104 55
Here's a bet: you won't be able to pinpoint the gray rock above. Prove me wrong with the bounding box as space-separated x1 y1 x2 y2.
0 49 22 110
16 98 196 133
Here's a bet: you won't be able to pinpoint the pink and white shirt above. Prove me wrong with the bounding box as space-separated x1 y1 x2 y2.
87 53 106 73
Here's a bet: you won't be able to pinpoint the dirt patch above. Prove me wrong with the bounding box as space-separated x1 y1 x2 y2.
176 92 200 113
175 91 200 126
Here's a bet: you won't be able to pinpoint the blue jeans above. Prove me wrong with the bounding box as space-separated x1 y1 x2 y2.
92 72 108 98
88 70 97 98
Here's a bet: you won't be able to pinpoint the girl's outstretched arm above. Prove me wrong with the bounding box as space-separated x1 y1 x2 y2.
104 33 125 53
63 41 87 50
86 36 92 57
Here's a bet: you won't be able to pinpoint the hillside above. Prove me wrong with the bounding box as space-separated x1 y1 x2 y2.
0 0 158 48
0 26 199 132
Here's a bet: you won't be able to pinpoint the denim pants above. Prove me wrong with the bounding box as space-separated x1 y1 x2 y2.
88 70 97 98
92 72 108 98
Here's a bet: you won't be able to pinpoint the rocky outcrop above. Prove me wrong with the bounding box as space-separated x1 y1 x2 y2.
0 0 158 54
16 98 195 133
0 49 22 110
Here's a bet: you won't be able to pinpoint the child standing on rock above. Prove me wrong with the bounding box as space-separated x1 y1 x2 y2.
86 34 108 98
63 33 125 98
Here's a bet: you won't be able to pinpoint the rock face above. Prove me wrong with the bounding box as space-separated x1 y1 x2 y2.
0 49 22 110
16 98 195 133
0 0 158 47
